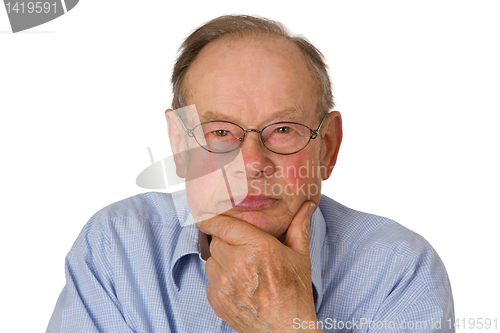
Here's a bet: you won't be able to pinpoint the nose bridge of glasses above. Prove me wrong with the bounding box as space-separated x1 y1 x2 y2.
241 128 265 145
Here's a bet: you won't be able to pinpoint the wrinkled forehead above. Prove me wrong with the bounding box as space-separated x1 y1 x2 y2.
185 32 317 87
182 34 320 125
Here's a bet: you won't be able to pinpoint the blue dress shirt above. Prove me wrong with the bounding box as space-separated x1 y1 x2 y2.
47 191 454 332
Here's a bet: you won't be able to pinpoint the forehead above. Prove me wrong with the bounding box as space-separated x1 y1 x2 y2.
183 34 319 125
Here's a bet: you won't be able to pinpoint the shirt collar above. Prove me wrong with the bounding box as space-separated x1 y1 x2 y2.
309 207 326 312
170 214 200 290
170 207 326 311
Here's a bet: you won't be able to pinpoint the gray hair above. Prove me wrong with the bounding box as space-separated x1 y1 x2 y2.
171 15 334 120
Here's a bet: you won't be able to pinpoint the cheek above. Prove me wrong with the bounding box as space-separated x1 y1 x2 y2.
185 149 215 180
185 154 229 215
276 153 322 200
185 176 213 217
186 174 229 216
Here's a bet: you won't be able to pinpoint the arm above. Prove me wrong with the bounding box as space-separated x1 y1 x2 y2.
46 219 136 333
369 277 454 332
353 235 454 332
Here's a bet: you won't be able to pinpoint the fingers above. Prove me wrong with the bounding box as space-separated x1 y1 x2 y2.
208 236 233 267
196 214 269 246
197 200 317 255
205 256 224 289
195 213 217 223
205 238 261 319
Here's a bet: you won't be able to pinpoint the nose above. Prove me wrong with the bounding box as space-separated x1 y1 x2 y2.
231 130 275 178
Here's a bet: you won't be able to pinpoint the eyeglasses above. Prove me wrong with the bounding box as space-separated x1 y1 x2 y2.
184 114 327 155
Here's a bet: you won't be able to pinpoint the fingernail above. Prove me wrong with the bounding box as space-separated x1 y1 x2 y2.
307 203 316 217
195 215 203 223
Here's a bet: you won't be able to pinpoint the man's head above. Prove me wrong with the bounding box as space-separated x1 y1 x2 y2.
172 15 334 121
166 15 342 241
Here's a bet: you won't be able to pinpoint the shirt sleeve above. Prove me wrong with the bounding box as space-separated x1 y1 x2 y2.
367 246 455 333
46 217 137 333
365 281 455 332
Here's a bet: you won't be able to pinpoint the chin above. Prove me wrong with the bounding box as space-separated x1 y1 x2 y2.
231 210 284 238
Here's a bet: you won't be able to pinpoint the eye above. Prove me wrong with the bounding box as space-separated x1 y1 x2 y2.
214 130 230 137
276 126 291 134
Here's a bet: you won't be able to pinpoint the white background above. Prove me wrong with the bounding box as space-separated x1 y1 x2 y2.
1 1 499 332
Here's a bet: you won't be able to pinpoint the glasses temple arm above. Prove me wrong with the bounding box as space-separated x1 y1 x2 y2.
312 112 329 137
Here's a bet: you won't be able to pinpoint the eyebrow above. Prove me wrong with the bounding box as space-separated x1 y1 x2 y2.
200 108 304 124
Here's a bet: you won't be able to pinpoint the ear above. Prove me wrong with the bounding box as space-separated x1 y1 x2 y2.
165 109 189 178
319 111 343 180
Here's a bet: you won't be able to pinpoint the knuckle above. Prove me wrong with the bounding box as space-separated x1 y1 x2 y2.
218 273 234 294
209 236 218 254
206 283 216 301
204 257 215 274
255 238 279 258
206 285 224 314
220 221 235 240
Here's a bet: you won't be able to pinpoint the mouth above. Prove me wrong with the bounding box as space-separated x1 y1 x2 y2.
228 195 278 210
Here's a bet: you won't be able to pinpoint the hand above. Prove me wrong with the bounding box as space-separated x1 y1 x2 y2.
196 201 322 333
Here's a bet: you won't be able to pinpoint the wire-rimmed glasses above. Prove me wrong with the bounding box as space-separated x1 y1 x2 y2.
185 114 327 155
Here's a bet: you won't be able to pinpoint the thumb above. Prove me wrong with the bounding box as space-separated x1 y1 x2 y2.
285 201 316 255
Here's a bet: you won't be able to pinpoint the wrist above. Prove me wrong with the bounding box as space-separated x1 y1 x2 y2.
291 315 325 332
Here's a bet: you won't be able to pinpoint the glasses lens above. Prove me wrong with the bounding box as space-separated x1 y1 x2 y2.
196 122 244 152
262 123 311 154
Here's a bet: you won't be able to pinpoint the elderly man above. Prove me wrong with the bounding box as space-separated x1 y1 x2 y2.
47 15 454 333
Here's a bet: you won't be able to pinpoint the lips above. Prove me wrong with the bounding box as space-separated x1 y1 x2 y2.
231 195 277 210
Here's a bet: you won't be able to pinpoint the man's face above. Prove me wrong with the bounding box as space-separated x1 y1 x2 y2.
177 34 338 240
